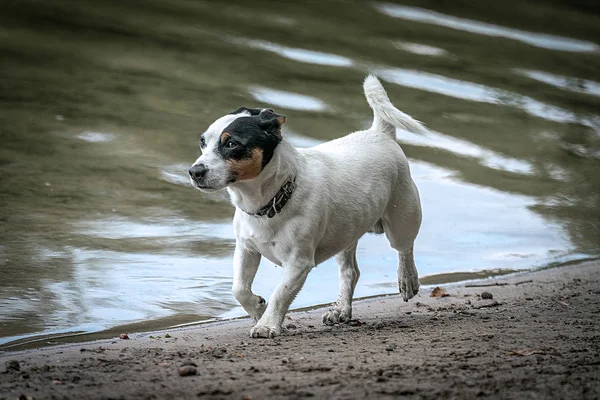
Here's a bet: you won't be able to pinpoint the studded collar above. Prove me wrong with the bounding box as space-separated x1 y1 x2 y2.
244 177 296 218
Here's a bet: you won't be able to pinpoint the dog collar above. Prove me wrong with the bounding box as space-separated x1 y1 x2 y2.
245 177 296 218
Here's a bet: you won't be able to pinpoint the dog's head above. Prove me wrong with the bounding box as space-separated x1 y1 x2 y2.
189 107 286 191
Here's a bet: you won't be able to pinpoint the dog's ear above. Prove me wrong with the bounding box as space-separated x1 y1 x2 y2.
258 109 286 140
231 106 263 116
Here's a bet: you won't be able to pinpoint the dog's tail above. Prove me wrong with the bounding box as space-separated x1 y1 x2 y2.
363 74 428 138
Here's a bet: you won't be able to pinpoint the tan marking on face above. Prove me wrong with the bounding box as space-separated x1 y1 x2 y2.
227 148 264 181
220 132 231 144
274 116 286 140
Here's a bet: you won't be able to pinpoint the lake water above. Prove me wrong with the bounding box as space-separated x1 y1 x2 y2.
1 0 599 347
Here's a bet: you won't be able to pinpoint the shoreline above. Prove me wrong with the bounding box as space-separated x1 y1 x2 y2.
1 256 596 352
1 259 599 399
2 258 592 352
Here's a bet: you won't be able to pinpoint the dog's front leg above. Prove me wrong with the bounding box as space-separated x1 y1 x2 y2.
232 245 266 322
250 262 311 339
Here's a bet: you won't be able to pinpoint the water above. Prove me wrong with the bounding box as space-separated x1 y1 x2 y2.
1 0 599 347
241 39 355 67
375 3 600 52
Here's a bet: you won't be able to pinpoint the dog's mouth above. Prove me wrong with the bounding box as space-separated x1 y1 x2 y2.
191 182 221 192
190 174 238 192
193 183 213 190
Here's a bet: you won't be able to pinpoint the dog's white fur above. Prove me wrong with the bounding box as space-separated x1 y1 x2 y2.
191 75 426 338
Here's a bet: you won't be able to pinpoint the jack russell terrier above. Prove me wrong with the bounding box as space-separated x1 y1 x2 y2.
189 75 427 338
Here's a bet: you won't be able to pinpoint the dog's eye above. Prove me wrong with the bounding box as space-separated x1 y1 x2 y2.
199 137 206 148
225 141 239 149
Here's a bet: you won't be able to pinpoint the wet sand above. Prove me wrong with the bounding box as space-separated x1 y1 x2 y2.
1 260 599 400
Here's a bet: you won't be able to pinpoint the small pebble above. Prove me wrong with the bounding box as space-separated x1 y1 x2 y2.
211 348 227 358
119 333 129 340
178 366 198 377
481 292 493 300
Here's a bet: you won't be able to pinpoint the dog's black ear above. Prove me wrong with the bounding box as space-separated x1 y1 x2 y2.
231 106 263 116
258 109 286 140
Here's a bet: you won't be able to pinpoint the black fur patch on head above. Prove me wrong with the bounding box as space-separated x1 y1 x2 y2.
231 107 272 116
219 109 286 175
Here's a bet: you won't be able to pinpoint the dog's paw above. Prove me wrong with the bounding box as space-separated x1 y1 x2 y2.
399 276 419 302
250 324 280 339
322 307 352 325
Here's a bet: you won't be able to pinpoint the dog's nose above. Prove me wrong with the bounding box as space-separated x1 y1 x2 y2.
189 164 208 180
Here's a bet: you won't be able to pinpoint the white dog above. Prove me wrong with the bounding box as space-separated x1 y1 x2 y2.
189 75 427 338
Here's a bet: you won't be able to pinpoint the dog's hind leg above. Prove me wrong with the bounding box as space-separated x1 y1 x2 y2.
397 246 419 301
322 241 360 325
382 204 421 302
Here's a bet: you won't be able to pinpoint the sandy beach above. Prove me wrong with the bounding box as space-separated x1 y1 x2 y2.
1 260 599 400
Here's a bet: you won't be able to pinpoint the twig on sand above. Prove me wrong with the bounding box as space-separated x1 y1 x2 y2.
465 282 508 288
465 279 533 288
514 280 533 286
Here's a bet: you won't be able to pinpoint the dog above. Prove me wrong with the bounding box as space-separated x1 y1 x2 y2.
189 75 427 338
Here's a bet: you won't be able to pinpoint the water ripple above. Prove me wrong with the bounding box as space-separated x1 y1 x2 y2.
397 129 534 175
78 216 234 241
515 69 600 97
376 3 600 53
160 163 190 186
249 87 328 112
393 41 449 57
374 67 598 128
243 39 354 67
285 131 324 148
76 131 115 143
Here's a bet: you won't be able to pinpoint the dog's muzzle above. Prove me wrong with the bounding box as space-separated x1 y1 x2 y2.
189 164 208 185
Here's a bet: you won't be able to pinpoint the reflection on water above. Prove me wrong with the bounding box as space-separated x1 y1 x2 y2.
75 131 115 143
241 39 354 67
249 87 328 111
1 0 598 347
374 67 599 129
393 41 449 57
78 216 233 241
408 162 580 270
0 249 237 346
285 131 325 149
376 3 600 53
515 69 600 97
396 129 534 175
160 163 193 186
